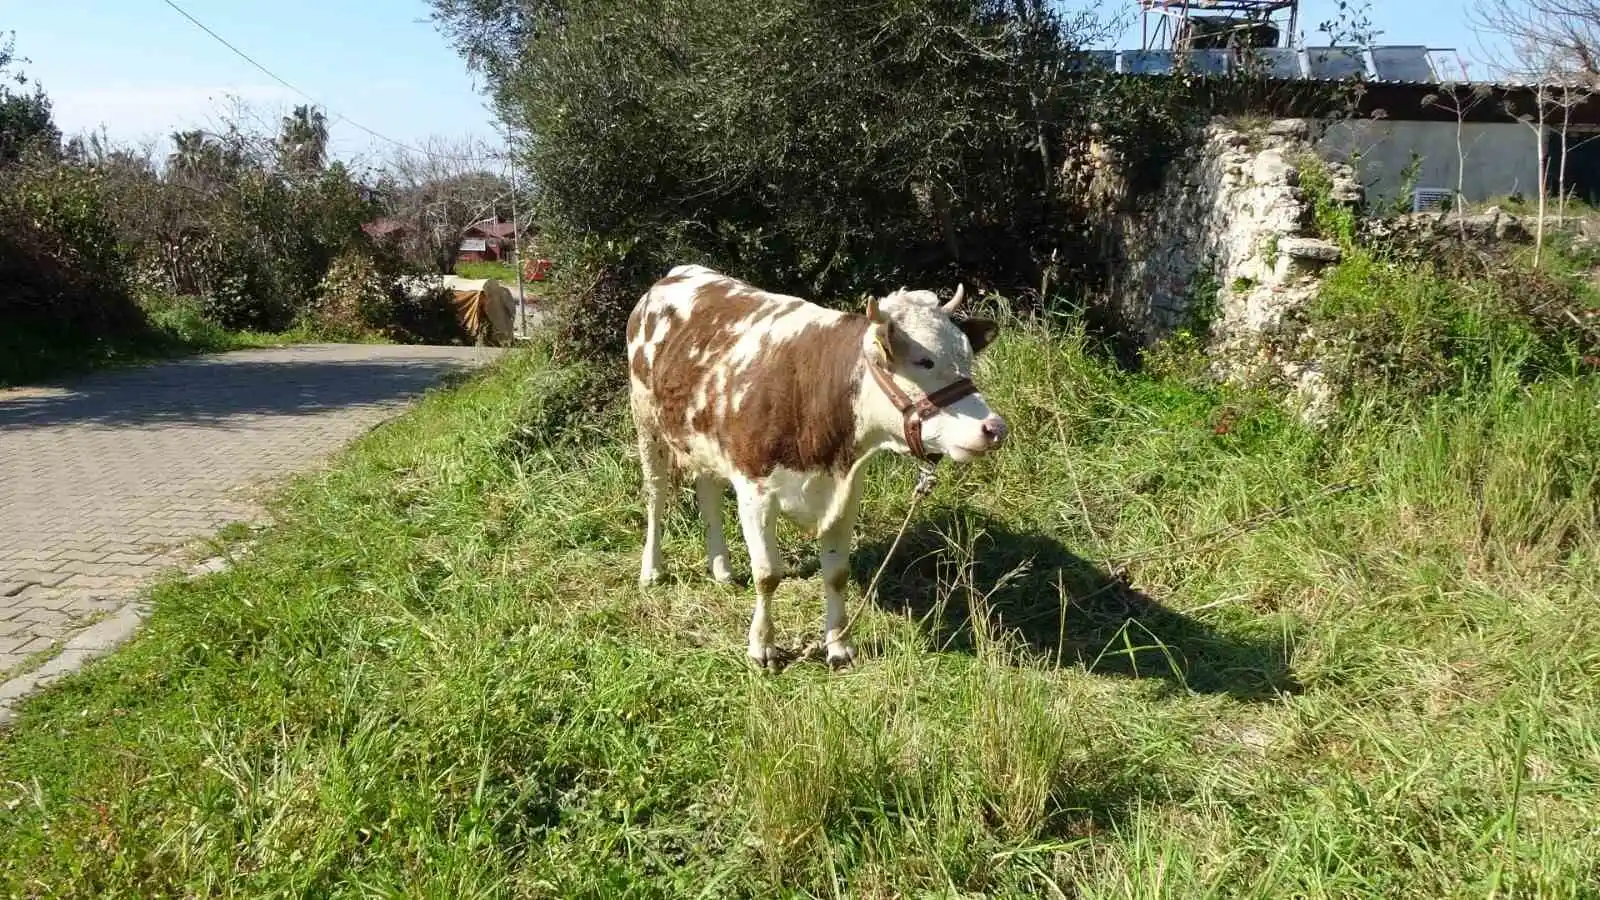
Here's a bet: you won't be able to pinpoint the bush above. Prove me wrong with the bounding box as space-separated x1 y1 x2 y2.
0 159 151 381
1311 247 1596 406
432 0 1364 364
305 250 393 341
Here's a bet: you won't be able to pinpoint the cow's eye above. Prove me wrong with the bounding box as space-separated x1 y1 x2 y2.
914 358 935 369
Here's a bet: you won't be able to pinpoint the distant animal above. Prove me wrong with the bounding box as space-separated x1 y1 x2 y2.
626 264 1009 671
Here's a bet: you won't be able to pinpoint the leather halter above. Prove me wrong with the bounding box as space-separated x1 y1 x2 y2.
867 362 978 461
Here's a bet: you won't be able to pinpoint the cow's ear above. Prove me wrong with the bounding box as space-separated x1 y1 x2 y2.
865 295 897 362
871 320 897 363
957 317 999 355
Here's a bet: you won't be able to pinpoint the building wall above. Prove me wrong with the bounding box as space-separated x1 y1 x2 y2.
1314 119 1542 208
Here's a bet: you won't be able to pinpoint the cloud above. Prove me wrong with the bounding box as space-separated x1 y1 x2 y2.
47 83 300 143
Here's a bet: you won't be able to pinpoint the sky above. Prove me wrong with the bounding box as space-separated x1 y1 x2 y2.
7 0 1509 169
5 0 504 170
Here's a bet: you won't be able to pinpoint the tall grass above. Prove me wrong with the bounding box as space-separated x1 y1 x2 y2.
1 277 1597 894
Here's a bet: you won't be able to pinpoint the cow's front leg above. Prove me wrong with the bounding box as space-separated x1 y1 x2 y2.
735 484 784 672
819 502 861 671
694 475 734 584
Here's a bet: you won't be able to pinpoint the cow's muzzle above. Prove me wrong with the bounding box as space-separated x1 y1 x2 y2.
867 362 985 461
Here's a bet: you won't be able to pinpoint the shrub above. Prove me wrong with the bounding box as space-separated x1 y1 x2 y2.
305 250 392 341
1311 247 1595 406
432 0 1365 364
434 0 1222 361
0 159 150 381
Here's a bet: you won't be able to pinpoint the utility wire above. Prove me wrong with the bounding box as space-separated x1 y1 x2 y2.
158 0 506 164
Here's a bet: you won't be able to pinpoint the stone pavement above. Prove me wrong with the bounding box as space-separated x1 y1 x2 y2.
0 343 500 716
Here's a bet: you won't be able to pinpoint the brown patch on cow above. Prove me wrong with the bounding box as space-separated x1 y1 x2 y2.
625 299 645 344
633 271 870 480
723 316 869 478
630 345 649 383
756 574 782 596
625 299 651 383
640 277 765 456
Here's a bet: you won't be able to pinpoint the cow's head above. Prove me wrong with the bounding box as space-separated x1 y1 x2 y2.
863 284 1008 463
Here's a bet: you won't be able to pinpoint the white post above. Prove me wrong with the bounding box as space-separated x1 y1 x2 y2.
508 145 528 340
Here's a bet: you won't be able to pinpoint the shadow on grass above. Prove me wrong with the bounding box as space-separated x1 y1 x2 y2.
850 508 1301 701
0 352 494 430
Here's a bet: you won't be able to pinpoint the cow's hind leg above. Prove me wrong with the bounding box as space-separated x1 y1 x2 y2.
695 475 734 584
819 500 861 671
637 430 671 587
734 482 784 671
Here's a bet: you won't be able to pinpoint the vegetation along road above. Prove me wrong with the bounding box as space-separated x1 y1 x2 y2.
0 344 500 721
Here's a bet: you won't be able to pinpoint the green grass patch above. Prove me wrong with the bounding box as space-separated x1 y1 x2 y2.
0 295 302 388
455 260 520 283
1 312 1597 895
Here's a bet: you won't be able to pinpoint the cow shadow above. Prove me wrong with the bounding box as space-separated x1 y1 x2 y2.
847 508 1300 701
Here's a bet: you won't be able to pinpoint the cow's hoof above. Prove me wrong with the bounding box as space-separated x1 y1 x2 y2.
826 642 858 672
710 566 735 586
747 644 788 674
638 572 660 589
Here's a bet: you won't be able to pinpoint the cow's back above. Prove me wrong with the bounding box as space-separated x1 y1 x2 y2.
627 266 869 479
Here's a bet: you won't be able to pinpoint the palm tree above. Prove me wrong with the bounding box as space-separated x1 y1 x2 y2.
167 129 208 174
277 104 328 175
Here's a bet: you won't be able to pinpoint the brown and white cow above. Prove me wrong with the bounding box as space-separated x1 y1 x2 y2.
626 264 1008 670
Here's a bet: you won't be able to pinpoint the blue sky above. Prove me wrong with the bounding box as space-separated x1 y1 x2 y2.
9 1 1504 167
7 0 502 168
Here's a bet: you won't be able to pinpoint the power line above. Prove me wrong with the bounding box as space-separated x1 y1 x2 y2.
158 0 505 164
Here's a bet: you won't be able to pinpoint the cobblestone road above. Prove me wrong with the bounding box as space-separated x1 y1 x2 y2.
0 344 499 704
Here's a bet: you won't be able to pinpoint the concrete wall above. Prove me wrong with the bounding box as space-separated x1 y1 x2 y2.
1315 119 1541 208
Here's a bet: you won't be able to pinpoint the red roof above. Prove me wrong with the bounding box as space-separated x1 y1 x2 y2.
464 218 517 240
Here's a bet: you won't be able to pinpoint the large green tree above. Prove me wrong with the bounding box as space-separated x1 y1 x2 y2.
430 0 1127 358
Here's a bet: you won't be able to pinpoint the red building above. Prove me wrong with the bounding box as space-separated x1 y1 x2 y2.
457 218 519 263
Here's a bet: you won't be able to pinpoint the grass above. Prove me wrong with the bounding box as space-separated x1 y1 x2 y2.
0 296 301 388
455 260 521 283
1 292 1598 894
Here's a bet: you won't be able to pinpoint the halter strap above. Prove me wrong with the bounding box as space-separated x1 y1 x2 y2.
867 362 978 460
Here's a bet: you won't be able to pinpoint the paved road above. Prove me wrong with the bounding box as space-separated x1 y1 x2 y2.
0 343 500 696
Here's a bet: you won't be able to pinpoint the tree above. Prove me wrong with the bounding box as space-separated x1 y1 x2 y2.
1472 1 1598 238
1507 85 1554 265
429 0 1116 282
1471 0 1600 86
1422 83 1492 234
277 104 329 175
379 136 509 274
166 128 250 184
0 32 59 165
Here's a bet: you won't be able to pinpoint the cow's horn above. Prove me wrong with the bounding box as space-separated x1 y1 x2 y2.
942 283 965 314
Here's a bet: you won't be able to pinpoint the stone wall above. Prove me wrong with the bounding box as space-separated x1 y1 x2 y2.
1092 117 1363 422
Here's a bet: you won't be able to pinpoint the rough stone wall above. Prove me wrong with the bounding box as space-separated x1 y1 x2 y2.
1092 117 1362 422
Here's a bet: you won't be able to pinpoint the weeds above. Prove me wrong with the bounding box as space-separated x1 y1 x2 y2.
1 304 1597 895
